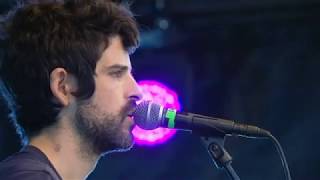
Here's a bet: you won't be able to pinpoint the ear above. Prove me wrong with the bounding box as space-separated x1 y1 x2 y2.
50 68 77 106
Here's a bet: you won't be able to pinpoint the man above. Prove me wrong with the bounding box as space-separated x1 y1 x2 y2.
0 0 142 179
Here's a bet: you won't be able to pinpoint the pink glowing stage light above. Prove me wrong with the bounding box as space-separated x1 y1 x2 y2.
132 80 181 146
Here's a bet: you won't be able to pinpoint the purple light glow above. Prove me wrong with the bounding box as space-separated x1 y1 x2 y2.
132 80 181 146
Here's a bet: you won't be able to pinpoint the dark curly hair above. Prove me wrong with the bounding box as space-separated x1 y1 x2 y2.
0 0 139 144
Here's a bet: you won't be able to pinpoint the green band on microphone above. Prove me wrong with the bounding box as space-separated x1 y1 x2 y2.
166 108 176 128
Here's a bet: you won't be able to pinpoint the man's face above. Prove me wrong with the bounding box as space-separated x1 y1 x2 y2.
74 36 142 155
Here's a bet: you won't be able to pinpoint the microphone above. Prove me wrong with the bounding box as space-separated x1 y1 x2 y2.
133 101 270 138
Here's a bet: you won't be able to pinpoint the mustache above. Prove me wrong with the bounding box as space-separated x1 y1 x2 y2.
121 99 137 118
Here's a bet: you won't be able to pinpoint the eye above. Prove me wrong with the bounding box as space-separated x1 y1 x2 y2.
106 65 130 79
110 71 125 78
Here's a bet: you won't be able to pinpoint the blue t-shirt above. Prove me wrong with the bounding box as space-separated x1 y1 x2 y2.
0 145 62 180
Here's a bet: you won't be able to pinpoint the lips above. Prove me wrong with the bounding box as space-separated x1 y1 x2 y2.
124 100 137 122
127 114 134 124
126 115 135 131
126 107 136 118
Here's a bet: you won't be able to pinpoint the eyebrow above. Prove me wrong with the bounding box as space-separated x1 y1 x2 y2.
104 64 131 73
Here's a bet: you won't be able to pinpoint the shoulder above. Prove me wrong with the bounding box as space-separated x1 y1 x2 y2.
0 170 53 180
0 147 60 180
0 157 53 180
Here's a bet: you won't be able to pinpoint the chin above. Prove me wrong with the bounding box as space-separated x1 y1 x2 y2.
123 131 135 148
112 131 135 152
102 139 134 155
96 120 135 155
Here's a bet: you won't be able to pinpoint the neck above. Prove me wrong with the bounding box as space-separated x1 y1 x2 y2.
30 124 99 180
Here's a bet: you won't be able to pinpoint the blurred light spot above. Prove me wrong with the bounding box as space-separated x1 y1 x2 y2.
132 80 181 146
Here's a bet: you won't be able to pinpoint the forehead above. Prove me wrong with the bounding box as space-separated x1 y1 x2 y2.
96 36 131 68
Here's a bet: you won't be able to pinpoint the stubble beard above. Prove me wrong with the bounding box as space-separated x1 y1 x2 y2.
74 100 136 157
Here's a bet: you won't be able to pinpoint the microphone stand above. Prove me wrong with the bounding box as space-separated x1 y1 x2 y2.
201 135 240 180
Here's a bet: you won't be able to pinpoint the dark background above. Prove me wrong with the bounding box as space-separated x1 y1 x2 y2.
1 0 320 179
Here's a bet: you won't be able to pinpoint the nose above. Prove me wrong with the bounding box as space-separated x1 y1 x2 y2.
128 76 143 102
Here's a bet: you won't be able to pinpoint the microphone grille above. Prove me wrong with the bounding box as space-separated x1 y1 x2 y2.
133 101 163 130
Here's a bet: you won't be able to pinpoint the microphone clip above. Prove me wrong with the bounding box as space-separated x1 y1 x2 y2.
201 135 240 180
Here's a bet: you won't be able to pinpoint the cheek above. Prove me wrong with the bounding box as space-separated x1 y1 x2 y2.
92 78 125 111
